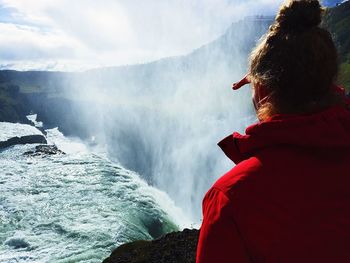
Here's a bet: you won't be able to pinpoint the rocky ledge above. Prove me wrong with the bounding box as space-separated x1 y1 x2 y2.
0 122 47 150
103 228 199 263
0 134 47 149
24 145 65 156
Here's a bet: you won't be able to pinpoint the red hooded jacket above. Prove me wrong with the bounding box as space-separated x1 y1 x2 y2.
196 105 350 263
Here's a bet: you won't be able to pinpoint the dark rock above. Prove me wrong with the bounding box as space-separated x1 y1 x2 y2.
0 84 32 124
102 229 199 263
4 237 30 249
23 145 65 156
37 127 47 136
0 135 47 149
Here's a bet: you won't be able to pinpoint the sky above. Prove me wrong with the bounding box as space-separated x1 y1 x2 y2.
0 0 284 71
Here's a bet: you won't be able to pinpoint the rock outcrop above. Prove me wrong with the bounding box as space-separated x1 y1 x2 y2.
103 228 199 263
0 122 48 150
0 134 47 149
23 145 65 156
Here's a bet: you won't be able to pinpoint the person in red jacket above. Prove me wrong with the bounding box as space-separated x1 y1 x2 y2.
196 1 350 262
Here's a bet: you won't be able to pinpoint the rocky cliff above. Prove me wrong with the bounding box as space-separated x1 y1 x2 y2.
102 229 199 263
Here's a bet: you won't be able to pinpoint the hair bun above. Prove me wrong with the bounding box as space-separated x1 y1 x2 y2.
275 0 323 32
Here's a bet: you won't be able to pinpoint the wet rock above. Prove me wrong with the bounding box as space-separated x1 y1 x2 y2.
4 237 30 249
103 228 199 263
23 145 65 156
0 134 47 149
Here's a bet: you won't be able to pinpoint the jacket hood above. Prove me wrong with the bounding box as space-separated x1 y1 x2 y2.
218 106 350 164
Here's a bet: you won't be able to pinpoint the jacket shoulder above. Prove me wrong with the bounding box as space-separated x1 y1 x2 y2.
212 157 263 199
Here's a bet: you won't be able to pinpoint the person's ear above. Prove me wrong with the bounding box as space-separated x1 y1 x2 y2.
252 83 269 111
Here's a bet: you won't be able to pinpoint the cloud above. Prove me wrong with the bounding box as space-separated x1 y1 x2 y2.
0 23 81 60
0 0 283 70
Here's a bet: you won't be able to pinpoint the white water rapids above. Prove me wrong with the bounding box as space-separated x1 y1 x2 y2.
0 124 189 263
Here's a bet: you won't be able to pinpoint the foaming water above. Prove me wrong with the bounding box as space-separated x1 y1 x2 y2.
0 128 189 263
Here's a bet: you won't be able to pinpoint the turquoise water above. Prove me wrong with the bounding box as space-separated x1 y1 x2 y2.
0 127 187 263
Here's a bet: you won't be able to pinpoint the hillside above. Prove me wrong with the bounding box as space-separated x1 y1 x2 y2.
324 0 350 90
322 0 347 7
